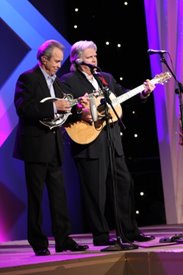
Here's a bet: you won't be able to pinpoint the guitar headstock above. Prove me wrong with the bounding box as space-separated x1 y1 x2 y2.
153 72 172 85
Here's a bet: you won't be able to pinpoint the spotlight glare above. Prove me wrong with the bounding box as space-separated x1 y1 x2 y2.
119 76 123 81
140 192 144 196
136 210 140 214
74 25 78 29
117 43 121 48
105 41 110 45
134 133 138 138
75 8 79 12
124 1 128 5
132 110 135 114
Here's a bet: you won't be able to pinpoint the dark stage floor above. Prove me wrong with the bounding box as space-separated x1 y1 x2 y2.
1 224 183 275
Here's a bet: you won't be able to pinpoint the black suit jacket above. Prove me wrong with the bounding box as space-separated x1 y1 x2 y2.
13 65 64 162
60 70 126 158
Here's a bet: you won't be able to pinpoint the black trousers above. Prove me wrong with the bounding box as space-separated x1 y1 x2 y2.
24 139 70 251
75 148 139 242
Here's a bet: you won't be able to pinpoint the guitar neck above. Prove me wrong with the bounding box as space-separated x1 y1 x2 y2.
112 84 145 106
111 77 164 107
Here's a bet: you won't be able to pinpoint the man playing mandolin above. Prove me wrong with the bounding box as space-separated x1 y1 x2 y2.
13 39 89 255
60 40 157 247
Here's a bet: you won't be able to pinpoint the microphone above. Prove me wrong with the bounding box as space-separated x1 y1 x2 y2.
75 59 101 71
89 97 98 122
147 49 168 55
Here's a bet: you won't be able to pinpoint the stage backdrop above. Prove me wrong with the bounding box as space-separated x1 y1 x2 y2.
1 0 178 243
144 0 183 224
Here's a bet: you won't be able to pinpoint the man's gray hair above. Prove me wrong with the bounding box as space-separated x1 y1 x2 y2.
37 40 64 63
70 40 97 71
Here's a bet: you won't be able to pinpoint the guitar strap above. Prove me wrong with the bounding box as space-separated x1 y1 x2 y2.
94 73 126 131
94 73 109 90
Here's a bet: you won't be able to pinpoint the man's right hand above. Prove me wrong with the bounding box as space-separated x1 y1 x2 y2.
81 107 93 123
55 98 72 113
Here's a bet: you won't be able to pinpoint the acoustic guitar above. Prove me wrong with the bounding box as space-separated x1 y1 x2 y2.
65 72 172 144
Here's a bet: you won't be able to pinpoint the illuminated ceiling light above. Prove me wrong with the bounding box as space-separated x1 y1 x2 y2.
117 43 121 48
140 192 144 196
105 41 110 45
134 133 138 138
132 110 135 114
119 76 123 81
74 25 78 29
75 8 79 12
136 210 140 214
124 1 128 5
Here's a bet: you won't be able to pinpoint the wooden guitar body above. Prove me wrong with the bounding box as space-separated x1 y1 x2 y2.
65 93 122 144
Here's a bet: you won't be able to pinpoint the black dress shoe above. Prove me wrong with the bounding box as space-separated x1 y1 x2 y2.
93 239 117 246
56 237 89 252
34 248 51 256
129 233 155 242
160 234 183 243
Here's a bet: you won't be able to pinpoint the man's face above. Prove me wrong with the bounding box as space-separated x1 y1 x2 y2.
81 48 97 65
80 48 97 74
42 47 63 76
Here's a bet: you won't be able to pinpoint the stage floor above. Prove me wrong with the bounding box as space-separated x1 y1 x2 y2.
1 224 183 275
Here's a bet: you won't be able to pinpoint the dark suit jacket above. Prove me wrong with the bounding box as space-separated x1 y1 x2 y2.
13 65 64 162
60 70 126 158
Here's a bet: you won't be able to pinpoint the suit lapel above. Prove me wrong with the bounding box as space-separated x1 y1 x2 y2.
34 66 64 99
54 78 65 98
34 66 51 98
76 71 98 93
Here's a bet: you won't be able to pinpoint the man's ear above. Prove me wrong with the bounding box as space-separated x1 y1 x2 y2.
41 56 47 65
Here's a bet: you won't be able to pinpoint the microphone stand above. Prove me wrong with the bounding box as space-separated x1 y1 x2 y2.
156 53 183 244
159 54 183 143
94 73 138 251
